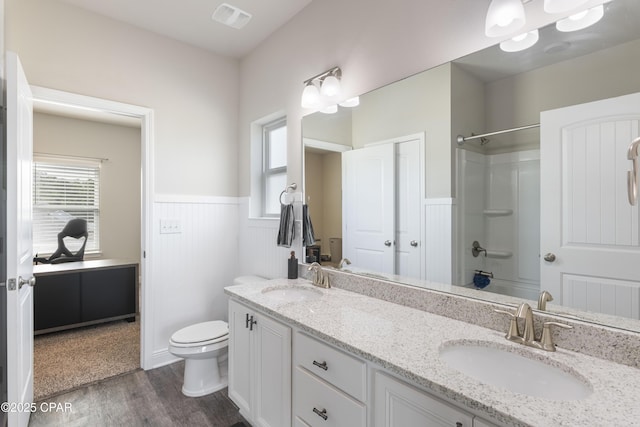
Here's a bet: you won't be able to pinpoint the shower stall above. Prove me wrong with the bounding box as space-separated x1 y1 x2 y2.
457 147 540 300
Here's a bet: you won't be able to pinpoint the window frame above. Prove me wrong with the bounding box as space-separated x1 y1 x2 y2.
32 155 102 256
261 117 287 217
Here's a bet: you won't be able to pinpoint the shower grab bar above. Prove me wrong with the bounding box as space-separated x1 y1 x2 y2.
628 137 640 206
456 123 540 146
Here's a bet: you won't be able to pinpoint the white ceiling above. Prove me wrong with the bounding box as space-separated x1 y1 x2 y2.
56 0 313 58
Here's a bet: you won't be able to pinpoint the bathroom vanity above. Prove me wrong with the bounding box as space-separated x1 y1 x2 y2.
226 278 640 427
33 259 138 334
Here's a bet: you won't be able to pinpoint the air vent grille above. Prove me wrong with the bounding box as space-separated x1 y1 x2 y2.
212 3 252 29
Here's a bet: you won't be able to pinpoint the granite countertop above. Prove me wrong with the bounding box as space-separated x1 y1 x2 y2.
225 278 640 427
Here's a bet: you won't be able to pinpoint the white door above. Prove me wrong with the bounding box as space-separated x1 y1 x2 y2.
540 92 640 318
342 144 395 274
395 138 423 279
6 51 35 427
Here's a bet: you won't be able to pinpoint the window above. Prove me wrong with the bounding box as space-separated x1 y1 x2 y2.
33 156 101 255
262 118 287 217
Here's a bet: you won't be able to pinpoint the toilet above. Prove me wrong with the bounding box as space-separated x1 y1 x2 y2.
169 320 229 397
169 275 266 397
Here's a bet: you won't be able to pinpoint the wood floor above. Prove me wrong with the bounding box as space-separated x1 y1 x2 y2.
28 361 248 427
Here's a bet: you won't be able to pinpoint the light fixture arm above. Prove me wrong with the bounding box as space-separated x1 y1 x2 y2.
303 66 341 85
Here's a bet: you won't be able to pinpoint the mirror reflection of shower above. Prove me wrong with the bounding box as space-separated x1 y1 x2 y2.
457 126 541 300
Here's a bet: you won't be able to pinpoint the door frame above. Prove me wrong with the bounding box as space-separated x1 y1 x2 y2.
30 86 155 370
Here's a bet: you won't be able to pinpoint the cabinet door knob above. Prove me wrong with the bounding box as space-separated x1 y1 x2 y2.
384 240 392 247
312 360 328 371
313 407 328 421
543 253 556 262
410 240 418 247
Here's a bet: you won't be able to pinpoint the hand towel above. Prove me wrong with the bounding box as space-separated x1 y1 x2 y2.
277 203 295 247
302 204 316 247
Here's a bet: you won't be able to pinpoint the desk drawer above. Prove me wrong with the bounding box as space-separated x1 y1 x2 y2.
295 332 366 401
294 367 366 427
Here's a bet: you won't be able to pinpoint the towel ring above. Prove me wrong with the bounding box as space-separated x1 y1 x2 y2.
279 183 297 205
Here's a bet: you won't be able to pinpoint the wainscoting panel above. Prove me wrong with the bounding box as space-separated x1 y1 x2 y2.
563 274 640 319
150 196 240 368
237 198 303 280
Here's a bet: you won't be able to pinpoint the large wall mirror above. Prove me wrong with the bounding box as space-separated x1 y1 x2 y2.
302 0 640 332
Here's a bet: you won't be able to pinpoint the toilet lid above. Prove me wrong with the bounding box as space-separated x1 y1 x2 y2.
171 320 228 345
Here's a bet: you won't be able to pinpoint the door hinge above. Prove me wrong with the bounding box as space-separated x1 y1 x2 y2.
8 278 16 291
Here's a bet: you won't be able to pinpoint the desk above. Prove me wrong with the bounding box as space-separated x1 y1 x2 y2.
33 259 138 335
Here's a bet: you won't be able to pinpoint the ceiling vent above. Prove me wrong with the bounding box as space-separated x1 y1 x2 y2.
212 3 252 29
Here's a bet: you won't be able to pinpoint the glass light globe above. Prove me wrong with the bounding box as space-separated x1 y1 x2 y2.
485 0 526 38
301 83 321 109
556 5 604 32
500 29 539 52
320 75 341 97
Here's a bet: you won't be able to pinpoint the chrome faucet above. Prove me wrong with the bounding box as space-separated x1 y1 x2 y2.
337 258 351 269
495 302 572 352
307 262 330 288
537 290 553 311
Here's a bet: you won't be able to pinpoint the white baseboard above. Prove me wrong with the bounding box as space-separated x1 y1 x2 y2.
150 348 181 370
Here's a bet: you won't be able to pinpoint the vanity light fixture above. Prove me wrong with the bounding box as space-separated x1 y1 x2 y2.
544 0 588 14
556 4 604 32
500 29 539 52
339 96 360 107
320 104 338 114
301 66 342 109
485 0 526 37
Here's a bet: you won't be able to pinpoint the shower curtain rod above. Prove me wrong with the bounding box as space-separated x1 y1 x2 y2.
456 123 540 146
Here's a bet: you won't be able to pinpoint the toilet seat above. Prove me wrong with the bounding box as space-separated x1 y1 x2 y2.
170 320 229 348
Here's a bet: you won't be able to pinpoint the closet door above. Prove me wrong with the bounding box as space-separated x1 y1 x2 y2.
342 144 395 274
540 92 640 318
395 138 423 279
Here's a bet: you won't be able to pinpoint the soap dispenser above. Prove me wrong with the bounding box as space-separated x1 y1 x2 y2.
288 251 298 279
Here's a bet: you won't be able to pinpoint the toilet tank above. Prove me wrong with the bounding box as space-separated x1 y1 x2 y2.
233 275 267 286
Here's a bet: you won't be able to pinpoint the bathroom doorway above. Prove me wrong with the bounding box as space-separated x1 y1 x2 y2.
29 86 153 398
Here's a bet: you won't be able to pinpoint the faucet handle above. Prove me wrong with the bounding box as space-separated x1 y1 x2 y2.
494 309 520 341
539 321 573 351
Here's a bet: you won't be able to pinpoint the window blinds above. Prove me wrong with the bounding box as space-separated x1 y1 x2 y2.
33 158 101 255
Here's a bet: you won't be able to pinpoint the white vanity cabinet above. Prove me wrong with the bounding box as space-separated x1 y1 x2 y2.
293 332 367 426
228 300 292 427
228 299 499 427
374 371 473 427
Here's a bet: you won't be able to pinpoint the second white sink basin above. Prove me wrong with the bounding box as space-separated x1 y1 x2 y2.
439 341 592 401
261 285 322 302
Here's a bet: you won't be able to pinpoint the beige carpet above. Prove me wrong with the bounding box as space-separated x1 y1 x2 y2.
34 320 140 401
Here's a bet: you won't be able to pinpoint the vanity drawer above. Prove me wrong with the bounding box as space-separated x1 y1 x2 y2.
294 366 366 427
294 332 367 401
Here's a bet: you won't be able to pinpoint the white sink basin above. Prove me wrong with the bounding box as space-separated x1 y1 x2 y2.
439 341 592 401
261 285 322 302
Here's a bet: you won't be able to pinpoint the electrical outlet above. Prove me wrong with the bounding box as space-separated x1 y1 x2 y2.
160 219 182 234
